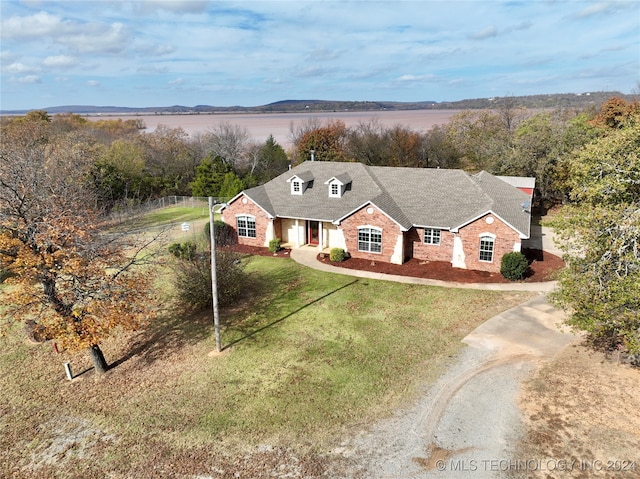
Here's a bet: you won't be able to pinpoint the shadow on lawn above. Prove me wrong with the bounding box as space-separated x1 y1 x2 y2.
223 279 360 351
110 305 212 369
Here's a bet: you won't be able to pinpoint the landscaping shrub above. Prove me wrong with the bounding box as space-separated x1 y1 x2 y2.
500 251 529 280
168 241 196 260
204 220 236 247
330 248 346 262
269 238 281 254
171 249 246 309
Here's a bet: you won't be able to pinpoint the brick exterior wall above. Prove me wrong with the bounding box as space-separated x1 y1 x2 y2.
221 194 271 247
410 228 456 263
341 205 403 263
457 213 521 272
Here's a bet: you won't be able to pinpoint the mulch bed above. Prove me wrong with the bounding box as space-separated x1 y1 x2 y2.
230 245 564 284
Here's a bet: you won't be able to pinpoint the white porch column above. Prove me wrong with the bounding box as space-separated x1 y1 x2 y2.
452 235 467 269
294 219 301 248
265 219 275 247
391 234 404 264
317 221 324 251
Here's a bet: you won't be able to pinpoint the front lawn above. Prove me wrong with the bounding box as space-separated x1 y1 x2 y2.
0 256 533 478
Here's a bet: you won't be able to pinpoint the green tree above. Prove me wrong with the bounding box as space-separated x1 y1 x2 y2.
444 110 511 172
254 135 289 183
549 110 640 354
190 154 233 197
218 171 245 199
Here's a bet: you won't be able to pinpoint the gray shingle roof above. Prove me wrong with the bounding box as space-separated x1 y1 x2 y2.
241 161 532 238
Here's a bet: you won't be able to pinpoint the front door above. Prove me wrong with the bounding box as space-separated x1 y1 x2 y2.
308 220 320 245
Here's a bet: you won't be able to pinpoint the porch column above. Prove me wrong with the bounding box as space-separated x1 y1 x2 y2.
265 219 275 247
317 221 324 251
294 219 301 248
452 235 467 269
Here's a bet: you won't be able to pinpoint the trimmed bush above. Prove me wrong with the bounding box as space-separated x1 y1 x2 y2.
500 251 529 280
268 238 281 254
330 248 346 262
204 220 236 247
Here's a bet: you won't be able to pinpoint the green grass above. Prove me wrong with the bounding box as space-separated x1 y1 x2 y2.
110 205 215 232
0 256 534 477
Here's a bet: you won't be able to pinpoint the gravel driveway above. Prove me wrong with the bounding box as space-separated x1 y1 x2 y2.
329 294 577 478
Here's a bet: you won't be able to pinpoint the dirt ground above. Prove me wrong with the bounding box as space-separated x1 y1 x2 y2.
514 344 640 479
232 245 564 283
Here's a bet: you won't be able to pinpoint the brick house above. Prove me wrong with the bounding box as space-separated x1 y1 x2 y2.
220 161 533 273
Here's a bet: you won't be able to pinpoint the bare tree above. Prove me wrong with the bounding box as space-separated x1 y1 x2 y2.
202 121 251 169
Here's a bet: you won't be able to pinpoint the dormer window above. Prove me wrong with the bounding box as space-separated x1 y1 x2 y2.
325 174 351 199
287 171 314 196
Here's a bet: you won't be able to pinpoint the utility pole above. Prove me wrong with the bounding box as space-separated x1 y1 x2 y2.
208 197 221 352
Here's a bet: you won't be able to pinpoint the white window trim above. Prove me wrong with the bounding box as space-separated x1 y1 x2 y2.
329 181 342 198
357 226 382 254
424 228 441 245
291 180 302 195
236 214 257 238
479 232 496 262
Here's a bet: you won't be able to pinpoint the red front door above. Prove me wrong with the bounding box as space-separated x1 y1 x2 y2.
308 221 320 245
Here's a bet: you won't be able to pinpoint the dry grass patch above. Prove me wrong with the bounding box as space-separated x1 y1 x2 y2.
514 343 640 479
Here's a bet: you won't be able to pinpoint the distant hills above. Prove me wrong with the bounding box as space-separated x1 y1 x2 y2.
1 91 633 115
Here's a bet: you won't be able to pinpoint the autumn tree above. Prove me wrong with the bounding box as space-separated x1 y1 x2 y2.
548 106 640 354
137 125 199 196
91 139 148 209
292 119 349 163
0 114 157 374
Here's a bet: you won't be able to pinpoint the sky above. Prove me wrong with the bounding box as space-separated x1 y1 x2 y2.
1 0 639 111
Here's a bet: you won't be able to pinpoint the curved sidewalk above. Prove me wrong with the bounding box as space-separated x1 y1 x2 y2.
289 247 558 292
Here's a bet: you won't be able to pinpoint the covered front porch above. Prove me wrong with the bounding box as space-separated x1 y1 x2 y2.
276 218 346 252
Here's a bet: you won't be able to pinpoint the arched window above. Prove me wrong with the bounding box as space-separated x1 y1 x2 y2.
358 227 382 253
237 215 256 238
479 235 494 262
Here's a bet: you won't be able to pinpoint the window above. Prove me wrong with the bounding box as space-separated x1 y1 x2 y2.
237 216 256 238
331 183 340 197
292 181 301 194
479 235 494 262
424 228 441 245
358 227 382 253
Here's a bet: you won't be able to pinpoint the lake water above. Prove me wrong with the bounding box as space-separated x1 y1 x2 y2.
86 109 461 149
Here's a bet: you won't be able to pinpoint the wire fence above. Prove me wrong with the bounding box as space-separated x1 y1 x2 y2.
107 196 230 224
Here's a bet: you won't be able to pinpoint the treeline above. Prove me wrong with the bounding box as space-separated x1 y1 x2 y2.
1 97 636 213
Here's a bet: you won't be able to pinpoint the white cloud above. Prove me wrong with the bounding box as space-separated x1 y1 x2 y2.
16 75 41 84
0 11 65 39
397 74 438 83
42 55 77 68
58 22 130 54
470 26 498 40
135 0 209 15
168 77 184 85
6 62 40 74
87 80 100 87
